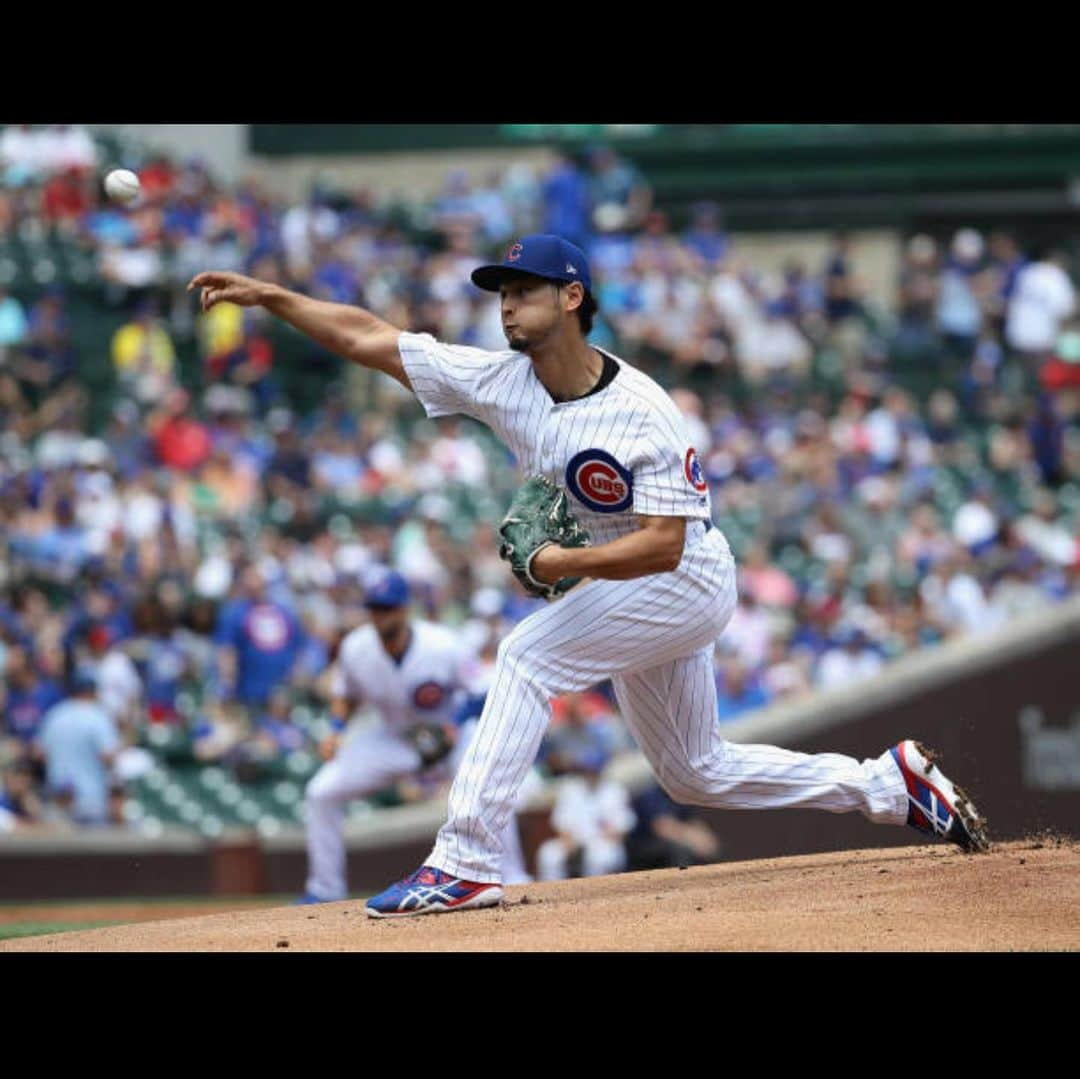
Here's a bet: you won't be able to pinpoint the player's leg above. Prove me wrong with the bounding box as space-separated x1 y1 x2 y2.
425 526 737 884
582 836 627 877
610 649 907 823
303 727 421 901
450 717 537 884
499 812 533 885
536 837 571 881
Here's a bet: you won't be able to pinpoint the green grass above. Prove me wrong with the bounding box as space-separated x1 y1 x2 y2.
0 895 293 941
0 894 292 911
0 921 123 941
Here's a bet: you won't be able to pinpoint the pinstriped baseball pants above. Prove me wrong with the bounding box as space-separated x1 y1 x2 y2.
428 524 909 883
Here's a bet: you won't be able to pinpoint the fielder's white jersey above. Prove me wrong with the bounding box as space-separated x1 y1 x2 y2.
399 333 713 546
330 619 467 733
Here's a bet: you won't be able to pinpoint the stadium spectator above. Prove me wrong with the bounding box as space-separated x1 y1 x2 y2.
214 563 307 716
624 782 721 872
715 654 772 721
936 229 988 370
761 634 813 700
586 144 652 235
815 625 887 690
822 231 862 325
682 201 729 267
280 186 340 278
150 388 212 472
985 231 1027 337
1 642 64 764
535 757 636 881
37 125 97 173
541 151 591 249
35 672 122 826
0 124 42 175
0 760 46 830
722 591 774 671
111 299 178 407
42 165 92 232
72 621 143 732
1013 489 1077 567
1006 247 1077 380
16 288 77 403
539 691 624 779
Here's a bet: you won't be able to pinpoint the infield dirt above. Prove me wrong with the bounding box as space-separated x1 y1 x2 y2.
2 838 1076 952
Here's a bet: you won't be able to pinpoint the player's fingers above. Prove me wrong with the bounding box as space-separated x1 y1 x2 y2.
188 271 232 293
188 272 216 292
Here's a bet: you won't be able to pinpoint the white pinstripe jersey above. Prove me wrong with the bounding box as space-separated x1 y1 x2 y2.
330 620 467 732
399 333 713 546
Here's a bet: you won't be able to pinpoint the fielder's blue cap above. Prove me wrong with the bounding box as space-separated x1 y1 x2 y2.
471 234 592 295
364 569 410 608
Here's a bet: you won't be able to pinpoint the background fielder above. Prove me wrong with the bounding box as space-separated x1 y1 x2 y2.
300 569 530 903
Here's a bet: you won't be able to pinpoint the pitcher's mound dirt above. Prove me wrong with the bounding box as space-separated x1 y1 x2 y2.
3 839 1077 952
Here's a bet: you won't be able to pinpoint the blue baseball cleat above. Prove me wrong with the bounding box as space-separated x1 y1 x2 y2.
294 892 336 905
366 865 504 919
889 740 990 853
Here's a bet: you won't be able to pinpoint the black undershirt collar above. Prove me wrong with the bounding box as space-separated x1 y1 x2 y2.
550 349 619 404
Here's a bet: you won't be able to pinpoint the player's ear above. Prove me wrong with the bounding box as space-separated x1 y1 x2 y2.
562 280 585 314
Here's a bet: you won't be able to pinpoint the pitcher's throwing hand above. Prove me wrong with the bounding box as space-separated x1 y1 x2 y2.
188 271 270 312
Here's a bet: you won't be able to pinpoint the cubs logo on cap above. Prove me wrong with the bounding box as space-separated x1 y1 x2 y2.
565 449 633 514
684 448 707 493
472 234 593 295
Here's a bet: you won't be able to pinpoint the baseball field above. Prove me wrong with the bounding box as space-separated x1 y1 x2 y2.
1 837 1076 952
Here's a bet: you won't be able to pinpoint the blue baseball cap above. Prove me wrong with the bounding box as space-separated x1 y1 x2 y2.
364 569 410 609
471 234 592 295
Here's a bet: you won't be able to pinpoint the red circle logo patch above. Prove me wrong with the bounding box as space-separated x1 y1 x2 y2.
684 448 707 492
565 450 634 513
413 681 447 710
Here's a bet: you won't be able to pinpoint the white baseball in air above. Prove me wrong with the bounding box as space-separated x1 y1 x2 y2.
104 168 141 204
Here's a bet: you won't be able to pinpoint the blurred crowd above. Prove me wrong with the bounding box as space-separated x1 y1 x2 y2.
2 125 1079 851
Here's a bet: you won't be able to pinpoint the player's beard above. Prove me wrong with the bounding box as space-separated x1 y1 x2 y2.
506 329 530 352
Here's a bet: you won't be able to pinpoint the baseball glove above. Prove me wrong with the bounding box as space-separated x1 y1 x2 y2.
405 723 457 769
497 474 591 601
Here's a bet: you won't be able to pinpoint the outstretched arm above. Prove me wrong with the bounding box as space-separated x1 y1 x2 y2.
187 271 412 391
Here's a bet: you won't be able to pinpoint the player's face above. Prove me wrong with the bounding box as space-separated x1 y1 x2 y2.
367 603 408 645
499 277 562 351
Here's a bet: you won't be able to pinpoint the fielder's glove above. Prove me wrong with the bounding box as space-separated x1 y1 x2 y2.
497 474 591 601
405 723 457 769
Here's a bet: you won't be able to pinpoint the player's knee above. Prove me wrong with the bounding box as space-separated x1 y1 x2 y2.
657 772 709 806
496 630 527 668
305 769 337 804
495 631 546 686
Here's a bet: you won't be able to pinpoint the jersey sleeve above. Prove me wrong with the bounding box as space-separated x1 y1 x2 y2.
397 332 497 421
631 414 712 519
330 634 365 704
